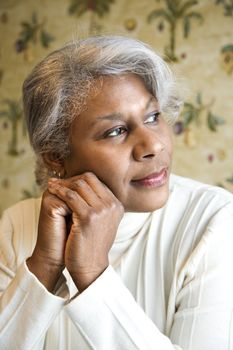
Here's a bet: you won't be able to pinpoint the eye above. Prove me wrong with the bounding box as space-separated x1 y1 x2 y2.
105 126 127 138
145 112 160 124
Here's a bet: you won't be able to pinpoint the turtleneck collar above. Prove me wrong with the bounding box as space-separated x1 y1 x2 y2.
114 176 176 243
115 211 152 243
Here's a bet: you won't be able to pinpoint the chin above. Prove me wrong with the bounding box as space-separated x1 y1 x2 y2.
125 186 170 213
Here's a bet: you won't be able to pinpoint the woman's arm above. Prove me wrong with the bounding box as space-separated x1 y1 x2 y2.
47 172 124 292
66 265 181 350
63 197 233 349
0 200 67 350
0 171 123 350
47 173 181 349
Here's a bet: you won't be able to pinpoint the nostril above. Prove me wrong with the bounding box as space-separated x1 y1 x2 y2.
143 153 155 159
133 132 164 161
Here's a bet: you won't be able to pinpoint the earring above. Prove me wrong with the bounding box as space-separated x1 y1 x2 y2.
53 170 61 179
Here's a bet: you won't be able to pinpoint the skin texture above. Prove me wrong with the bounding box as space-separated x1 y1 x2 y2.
27 74 173 292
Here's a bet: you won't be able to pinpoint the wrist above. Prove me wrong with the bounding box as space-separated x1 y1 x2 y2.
70 266 108 292
27 254 64 293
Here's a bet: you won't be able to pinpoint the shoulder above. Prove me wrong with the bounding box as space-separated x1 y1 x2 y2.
159 174 233 271
1 197 42 225
170 173 233 198
167 173 233 236
169 173 233 214
0 197 42 264
169 178 233 303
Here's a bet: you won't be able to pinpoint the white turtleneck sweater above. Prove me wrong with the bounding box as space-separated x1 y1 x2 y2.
0 174 233 350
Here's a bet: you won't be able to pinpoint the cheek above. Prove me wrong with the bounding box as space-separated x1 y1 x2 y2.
92 155 125 184
65 145 107 176
85 151 129 197
72 148 126 185
163 126 173 156
168 136 173 156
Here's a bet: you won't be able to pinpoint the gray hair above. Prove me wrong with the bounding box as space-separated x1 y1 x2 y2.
23 35 182 188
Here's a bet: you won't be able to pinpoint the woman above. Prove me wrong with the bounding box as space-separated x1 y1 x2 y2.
0 35 233 350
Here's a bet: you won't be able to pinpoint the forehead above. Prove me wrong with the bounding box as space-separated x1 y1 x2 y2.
85 74 156 111
69 74 158 135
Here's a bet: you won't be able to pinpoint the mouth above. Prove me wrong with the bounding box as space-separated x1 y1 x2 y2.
131 168 168 188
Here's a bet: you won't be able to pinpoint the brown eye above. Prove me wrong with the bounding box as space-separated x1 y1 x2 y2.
105 126 127 138
145 112 160 124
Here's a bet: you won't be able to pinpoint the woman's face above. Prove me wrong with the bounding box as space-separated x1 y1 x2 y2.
64 74 173 212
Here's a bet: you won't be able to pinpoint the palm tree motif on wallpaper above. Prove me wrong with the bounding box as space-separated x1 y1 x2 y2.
148 0 203 62
68 0 115 34
14 12 54 62
173 92 225 147
220 44 233 74
215 0 233 16
0 100 25 156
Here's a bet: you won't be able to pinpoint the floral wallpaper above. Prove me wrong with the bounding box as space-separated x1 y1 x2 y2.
0 0 232 215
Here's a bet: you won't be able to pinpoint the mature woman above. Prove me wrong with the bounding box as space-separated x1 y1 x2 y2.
0 35 233 350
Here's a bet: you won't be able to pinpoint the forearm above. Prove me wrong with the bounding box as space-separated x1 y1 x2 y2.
65 266 181 350
26 253 64 293
0 262 67 350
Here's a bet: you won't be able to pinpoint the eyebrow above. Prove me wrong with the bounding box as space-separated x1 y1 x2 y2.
90 96 156 127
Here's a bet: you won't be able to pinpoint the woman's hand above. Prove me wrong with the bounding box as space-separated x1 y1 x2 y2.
27 190 71 292
47 172 124 292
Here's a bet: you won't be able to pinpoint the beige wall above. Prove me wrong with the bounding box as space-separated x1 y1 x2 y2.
0 0 233 214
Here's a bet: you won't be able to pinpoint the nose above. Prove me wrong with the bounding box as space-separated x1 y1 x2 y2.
132 127 164 161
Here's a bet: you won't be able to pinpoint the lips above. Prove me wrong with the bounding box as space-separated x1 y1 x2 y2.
131 168 168 188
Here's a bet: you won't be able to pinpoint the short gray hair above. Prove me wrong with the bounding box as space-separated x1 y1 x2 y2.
23 35 182 188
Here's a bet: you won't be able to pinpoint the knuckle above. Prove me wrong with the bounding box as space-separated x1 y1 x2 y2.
82 172 96 181
97 205 108 217
110 198 121 210
111 200 124 216
41 190 70 217
98 201 123 217
81 208 95 224
72 179 85 189
42 189 51 200
118 202 124 213
65 189 76 201
41 191 55 207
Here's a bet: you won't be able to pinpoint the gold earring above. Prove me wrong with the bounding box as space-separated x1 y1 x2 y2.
53 170 61 179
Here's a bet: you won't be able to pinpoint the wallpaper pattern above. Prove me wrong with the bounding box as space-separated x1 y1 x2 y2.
0 0 233 214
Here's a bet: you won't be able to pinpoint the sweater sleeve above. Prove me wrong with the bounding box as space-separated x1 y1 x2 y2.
65 202 233 350
65 265 181 350
0 204 68 350
169 202 233 349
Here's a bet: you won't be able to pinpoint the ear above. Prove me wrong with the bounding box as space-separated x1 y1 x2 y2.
42 152 66 178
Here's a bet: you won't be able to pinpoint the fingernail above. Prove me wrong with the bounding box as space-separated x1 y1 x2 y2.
48 180 58 187
48 182 55 188
48 177 59 183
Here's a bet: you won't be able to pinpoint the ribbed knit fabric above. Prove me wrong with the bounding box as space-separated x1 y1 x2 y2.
0 174 233 349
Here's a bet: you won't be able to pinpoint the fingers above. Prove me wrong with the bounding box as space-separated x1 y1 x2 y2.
48 172 119 208
47 172 124 292
75 172 116 202
48 180 89 215
68 177 102 207
42 189 71 217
